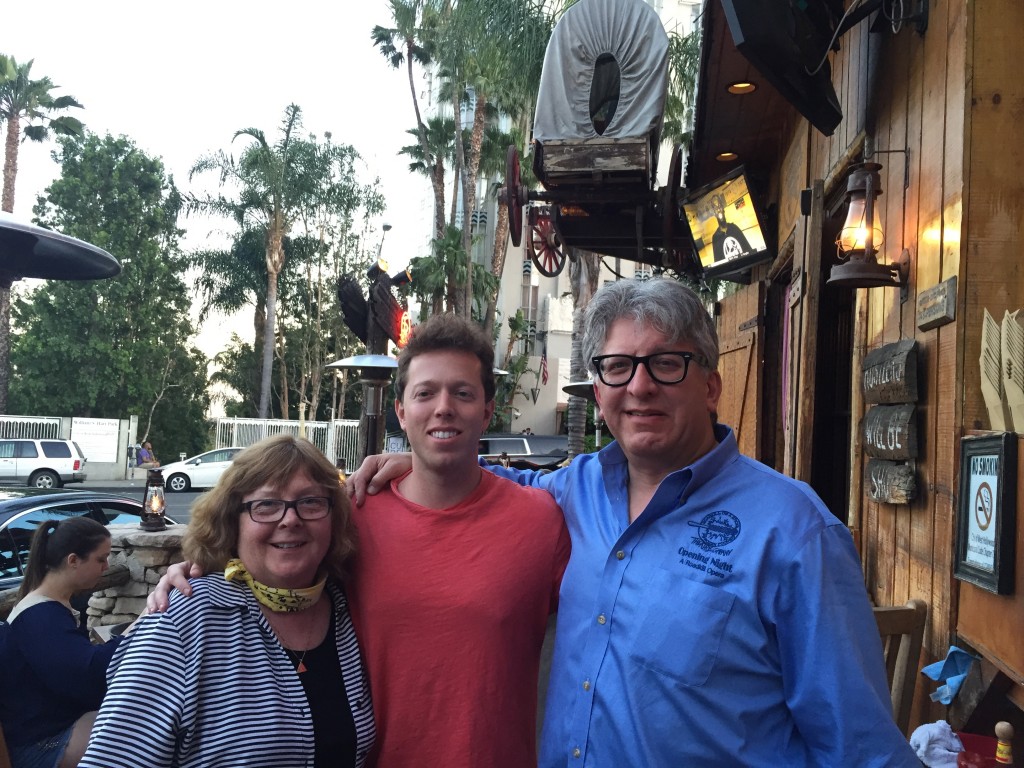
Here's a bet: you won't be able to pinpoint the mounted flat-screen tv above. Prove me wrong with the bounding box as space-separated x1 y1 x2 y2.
682 167 770 279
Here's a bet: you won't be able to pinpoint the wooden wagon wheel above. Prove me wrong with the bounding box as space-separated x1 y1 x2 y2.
504 145 526 247
528 210 567 277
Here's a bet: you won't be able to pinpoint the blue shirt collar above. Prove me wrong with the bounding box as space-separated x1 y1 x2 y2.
596 422 737 503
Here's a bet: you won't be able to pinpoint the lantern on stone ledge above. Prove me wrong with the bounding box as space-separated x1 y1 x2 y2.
140 468 167 531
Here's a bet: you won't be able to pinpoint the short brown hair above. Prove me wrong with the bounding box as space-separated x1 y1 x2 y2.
394 313 496 402
182 435 355 581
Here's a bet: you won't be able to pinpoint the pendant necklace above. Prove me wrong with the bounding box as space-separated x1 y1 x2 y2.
282 604 319 674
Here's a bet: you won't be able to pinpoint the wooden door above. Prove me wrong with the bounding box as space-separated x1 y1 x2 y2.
715 282 765 458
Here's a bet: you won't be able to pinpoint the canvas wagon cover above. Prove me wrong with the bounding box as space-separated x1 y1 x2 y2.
533 0 669 142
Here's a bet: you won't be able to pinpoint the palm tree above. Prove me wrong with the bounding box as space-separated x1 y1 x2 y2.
0 56 84 414
1 57 84 212
477 123 528 340
0 55 15 88
412 224 464 315
567 249 601 457
398 115 461 228
426 0 562 321
372 0 445 241
188 226 269 339
663 26 702 148
190 104 303 419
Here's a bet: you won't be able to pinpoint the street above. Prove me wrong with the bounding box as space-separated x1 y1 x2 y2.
163 491 200 525
80 481 201 525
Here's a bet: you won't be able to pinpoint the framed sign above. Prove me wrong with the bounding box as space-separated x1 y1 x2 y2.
955 433 1017 595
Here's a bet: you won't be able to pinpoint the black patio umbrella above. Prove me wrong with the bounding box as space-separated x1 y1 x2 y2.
0 215 120 281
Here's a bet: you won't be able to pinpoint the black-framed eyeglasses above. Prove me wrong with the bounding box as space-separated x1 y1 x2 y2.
591 352 710 387
242 497 333 524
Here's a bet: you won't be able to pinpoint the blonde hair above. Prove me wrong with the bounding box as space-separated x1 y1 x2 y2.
182 435 355 581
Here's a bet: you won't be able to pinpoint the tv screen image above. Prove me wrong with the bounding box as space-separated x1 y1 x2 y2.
683 169 769 276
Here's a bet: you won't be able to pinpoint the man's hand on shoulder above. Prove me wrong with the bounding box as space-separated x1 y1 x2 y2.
146 560 204 613
346 452 414 506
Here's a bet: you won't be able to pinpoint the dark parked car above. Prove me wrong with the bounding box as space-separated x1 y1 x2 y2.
0 488 181 595
478 433 569 470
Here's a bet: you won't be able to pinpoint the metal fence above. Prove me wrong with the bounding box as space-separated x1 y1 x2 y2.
214 417 362 467
0 415 63 440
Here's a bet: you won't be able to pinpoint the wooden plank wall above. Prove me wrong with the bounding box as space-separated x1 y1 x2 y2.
957 436 1024 683
715 282 764 458
770 0 1024 730
793 0 971 730
864 0 960 729
953 0 1024 688
959 0 1024 426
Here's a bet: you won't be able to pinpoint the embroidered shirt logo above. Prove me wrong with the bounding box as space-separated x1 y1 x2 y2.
686 510 741 551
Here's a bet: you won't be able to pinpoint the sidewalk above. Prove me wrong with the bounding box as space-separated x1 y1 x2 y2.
78 478 148 494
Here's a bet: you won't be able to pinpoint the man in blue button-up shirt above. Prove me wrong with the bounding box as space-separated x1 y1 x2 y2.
352 278 920 767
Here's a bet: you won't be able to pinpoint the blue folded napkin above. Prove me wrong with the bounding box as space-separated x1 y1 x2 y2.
920 646 979 704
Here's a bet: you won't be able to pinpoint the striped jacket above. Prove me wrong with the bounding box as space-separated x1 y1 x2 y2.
79 575 374 768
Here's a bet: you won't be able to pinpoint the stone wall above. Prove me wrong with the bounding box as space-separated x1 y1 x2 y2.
87 524 184 627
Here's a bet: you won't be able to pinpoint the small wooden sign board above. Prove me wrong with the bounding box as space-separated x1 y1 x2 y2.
862 404 918 460
865 459 916 504
917 276 957 331
862 339 918 404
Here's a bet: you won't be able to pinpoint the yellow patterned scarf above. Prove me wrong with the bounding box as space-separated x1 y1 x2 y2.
224 558 326 612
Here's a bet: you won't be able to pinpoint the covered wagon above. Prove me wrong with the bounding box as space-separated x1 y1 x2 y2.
503 0 695 277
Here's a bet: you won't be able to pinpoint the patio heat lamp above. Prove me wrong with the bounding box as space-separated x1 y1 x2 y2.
140 468 168 531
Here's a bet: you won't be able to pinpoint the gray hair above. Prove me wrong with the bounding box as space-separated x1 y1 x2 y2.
582 279 719 372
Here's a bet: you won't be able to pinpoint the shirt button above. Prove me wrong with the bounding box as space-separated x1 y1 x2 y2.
582 679 591 691
615 550 625 560
573 747 581 758
597 614 606 625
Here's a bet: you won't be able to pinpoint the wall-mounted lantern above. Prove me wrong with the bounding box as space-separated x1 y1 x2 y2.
827 162 911 298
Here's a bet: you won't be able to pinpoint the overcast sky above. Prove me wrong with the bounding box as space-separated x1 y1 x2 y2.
5 1 431 352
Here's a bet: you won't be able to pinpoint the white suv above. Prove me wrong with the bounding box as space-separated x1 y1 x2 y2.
0 438 88 488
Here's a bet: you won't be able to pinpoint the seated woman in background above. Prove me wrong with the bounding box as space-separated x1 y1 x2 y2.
0 517 124 768
79 435 375 768
136 441 159 468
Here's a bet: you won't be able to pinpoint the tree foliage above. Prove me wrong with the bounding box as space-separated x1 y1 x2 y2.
0 54 85 414
374 0 560 325
189 105 304 419
663 26 702 149
9 132 210 456
189 125 384 420
0 55 84 213
491 308 535 432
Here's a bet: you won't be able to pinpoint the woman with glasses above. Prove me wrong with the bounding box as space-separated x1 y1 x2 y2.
79 435 374 768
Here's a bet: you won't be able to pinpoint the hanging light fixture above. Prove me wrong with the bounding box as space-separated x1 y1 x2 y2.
827 162 910 292
140 468 167 531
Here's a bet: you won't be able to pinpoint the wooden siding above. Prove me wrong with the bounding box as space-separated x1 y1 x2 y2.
772 0 988 731
958 436 1024 685
712 0 1024 733
715 282 764 458
953 0 1024 688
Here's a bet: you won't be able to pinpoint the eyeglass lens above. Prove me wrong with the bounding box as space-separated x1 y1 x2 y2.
245 497 331 522
593 353 694 386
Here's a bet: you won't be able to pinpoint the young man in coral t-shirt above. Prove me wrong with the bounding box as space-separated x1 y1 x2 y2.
152 314 569 768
